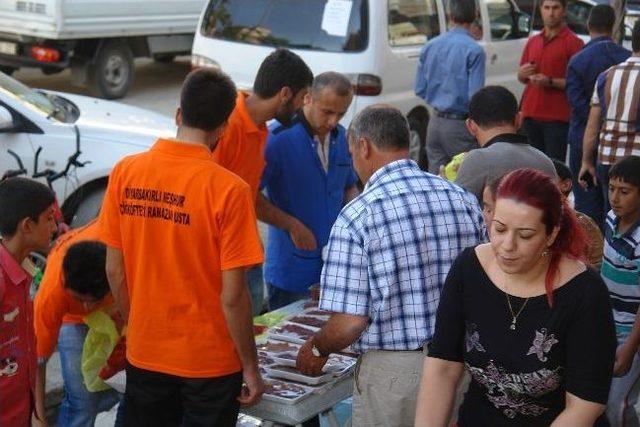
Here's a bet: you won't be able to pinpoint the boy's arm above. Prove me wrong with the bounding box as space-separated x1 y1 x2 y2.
34 361 48 426
614 306 640 376
105 247 130 323
221 267 264 406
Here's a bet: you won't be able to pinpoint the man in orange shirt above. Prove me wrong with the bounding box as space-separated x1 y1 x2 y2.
100 68 264 426
213 48 313 315
33 222 123 427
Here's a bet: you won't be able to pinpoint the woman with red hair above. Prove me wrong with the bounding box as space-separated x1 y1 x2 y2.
415 168 616 426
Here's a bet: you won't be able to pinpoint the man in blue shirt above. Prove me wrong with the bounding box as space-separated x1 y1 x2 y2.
258 72 359 309
566 4 630 228
414 0 485 174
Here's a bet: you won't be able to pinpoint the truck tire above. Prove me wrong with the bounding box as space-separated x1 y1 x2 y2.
408 112 429 171
89 40 134 99
70 187 106 228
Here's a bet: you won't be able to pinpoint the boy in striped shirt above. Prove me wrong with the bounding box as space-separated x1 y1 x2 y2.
602 155 640 426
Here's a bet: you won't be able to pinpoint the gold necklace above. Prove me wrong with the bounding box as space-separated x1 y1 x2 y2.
505 292 530 330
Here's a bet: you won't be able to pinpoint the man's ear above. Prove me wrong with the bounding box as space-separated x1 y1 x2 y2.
559 178 573 196
175 107 183 127
360 137 372 159
279 86 293 103
466 118 479 136
303 91 313 107
17 217 33 236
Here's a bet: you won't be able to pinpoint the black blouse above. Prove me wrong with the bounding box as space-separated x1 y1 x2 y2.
429 247 616 426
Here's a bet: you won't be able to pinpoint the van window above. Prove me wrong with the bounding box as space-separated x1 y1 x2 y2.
200 0 369 52
487 0 528 40
566 0 591 35
388 0 441 46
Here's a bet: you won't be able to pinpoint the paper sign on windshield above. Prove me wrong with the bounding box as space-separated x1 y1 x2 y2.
321 0 353 37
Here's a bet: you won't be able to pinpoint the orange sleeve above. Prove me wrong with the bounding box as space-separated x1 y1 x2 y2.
34 250 70 359
212 124 241 170
98 163 123 249
219 183 264 271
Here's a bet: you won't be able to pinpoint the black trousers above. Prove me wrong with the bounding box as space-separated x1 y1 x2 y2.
523 118 569 162
124 362 242 427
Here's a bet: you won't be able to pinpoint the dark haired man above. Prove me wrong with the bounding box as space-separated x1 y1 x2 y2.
566 4 630 227
454 86 557 201
34 222 122 426
258 72 359 310
415 0 485 174
580 20 640 213
518 0 583 161
99 68 264 425
296 106 485 426
212 48 313 315
0 177 57 426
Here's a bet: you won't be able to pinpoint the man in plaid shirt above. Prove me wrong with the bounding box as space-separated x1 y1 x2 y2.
296 106 485 426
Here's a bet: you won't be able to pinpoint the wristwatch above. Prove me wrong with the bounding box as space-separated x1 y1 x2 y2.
548 77 553 87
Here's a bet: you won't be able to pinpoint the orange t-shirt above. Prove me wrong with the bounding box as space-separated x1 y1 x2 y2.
212 91 269 200
98 138 264 378
34 222 114 359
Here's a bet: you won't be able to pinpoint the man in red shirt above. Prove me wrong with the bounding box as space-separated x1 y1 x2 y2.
0 178 57 426
518 0 583 161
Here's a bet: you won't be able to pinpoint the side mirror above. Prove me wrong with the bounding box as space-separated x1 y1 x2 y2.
0 105 15 132
517 13 532 35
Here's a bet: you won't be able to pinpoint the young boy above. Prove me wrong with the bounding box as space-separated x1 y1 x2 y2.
0 177 56 426
34 221 123 426
601 155 640 426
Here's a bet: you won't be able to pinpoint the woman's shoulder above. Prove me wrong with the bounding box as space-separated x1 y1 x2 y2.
557 257 608 300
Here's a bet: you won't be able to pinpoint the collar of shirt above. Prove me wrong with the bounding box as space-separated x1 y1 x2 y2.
611 215 640 239
626 56 640 63
448 26 473 38
585 35 613 48
365 159 417 191
540 25 572 44
151 138 213 161
234 91 267 134
484 133 529 148
0 243 29 285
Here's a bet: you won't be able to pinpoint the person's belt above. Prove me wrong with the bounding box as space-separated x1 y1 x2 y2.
434 109 468 120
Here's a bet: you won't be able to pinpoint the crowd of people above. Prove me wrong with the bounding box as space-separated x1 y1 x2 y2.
1 0 640 425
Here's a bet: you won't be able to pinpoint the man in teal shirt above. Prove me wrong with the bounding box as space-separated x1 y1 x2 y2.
258 72 359 309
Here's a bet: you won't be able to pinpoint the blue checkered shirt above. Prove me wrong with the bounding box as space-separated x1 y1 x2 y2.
319 159 485 353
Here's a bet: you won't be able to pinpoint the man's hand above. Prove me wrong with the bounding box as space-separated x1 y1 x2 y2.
614 343 637 377
288 220 317 251
297 337 329 376
237 365 265 407
528 73 550 87
578 161 597 190
518 62 536 82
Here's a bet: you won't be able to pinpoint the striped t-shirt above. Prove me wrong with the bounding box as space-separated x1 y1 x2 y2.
591 56 640 166
601 210 640 344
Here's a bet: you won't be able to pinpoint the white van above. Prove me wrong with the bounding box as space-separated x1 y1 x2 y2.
191 0 531 168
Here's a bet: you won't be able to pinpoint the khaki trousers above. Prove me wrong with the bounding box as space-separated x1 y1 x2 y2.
352 348 427 427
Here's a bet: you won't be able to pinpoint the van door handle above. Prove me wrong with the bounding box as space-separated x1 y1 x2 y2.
490 54 498 64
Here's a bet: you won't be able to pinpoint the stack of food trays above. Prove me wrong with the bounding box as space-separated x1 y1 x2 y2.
256 306 357 405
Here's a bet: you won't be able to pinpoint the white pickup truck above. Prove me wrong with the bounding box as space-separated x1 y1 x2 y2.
0 0 204 99
0 71 174 226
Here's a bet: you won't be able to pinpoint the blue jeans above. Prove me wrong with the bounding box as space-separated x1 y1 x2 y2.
57 323 123 427
569 139 605 228
267 284 310 311
597 163 612 215
247 265 265 316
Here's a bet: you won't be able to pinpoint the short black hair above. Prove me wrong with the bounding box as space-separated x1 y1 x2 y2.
609 155 640 188
253 49 313 99
552 159 572 181
0 178 55 238
63 240 110 300
588 5 615 33
348 106 410 151
180 68 236 131
541 0 566 8
469 86 518 128
448 0 477 24
633 20 640 52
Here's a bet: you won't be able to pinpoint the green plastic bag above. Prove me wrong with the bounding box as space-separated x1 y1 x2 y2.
81 311 120 392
